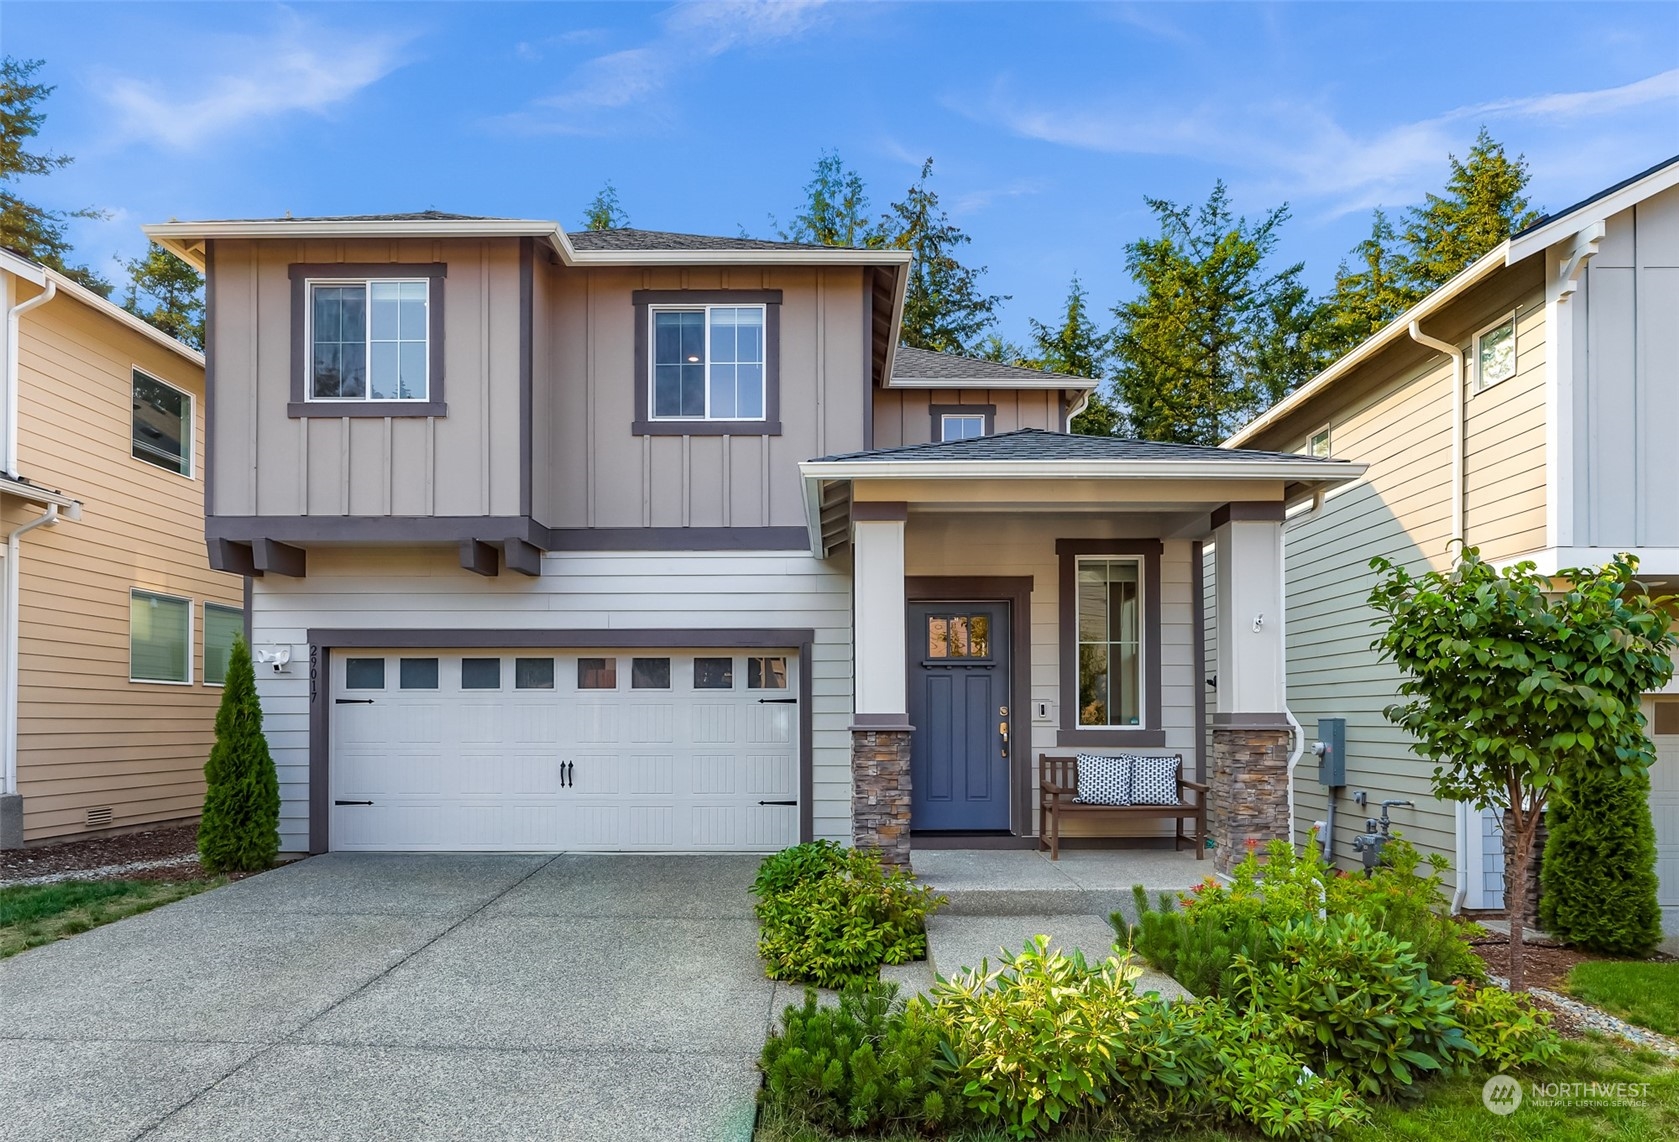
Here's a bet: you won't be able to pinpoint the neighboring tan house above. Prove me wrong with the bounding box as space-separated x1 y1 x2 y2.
143 213 1359 865
0 249 245 849
1226 155 1679 943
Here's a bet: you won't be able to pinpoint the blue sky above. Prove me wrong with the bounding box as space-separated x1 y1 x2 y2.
7 1 1677 343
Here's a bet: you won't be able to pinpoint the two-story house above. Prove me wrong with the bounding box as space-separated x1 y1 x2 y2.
1227 156 1679 943
0 249 244 849
144 212 1359 866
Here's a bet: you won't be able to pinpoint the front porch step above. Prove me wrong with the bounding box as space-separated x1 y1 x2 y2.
924 914 1192 1001
911 846 1212 920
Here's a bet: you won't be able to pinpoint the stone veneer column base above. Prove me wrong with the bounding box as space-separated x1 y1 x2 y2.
1208 726 1293 874
851 728 913 868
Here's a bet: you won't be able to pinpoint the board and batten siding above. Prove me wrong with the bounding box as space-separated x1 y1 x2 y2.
1573 183 1679 550
248 547 854 852
206 238 525 519
9 291 241 841
904 515 1199 838
872 387 1064 448
538 263 869 531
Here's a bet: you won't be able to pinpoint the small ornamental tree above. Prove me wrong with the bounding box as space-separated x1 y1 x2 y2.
1368 549 1675 990
1540 755 1663 954
198 636 280 873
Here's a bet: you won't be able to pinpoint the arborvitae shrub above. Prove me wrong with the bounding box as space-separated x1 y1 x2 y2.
197 637 280 873
1539 758 1663 956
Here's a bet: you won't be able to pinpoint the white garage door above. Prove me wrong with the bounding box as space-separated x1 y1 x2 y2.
329 648 800 852
1650 699 1679 940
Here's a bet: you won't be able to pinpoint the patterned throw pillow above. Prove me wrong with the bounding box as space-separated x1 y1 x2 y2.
1130 755 1181 806
1072 753 1131 805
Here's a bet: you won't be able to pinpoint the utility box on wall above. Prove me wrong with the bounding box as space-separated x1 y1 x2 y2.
1316 717 1346 787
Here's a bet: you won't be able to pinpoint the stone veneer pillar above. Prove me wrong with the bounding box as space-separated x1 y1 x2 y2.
851 727 913 868
1208 725 1293 873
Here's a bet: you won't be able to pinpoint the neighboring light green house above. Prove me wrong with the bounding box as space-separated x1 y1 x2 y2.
1227 155 1679 945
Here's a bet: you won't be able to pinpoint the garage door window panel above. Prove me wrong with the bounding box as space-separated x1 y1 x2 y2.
747 656 788 689
461 658 501 690
695 657 734 689
632 657 670 689
516 658 555 689
345 658 386 689
400 658 439 689
579 657 618 689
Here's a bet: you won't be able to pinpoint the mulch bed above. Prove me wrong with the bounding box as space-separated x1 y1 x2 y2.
1468 936 1677 1040
0 823 206 884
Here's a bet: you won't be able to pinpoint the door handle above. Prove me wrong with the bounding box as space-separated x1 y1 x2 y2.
559 761 573 788
999 720 1009 757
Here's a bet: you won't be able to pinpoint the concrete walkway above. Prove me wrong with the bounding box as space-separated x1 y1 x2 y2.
0 854 775 1142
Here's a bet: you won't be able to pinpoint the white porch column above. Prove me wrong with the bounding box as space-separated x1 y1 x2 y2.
1208 503 1291 871
850 502 912 865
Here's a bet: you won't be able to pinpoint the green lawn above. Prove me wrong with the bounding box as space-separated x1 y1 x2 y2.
1564 962 1679 1038
755 1038 1679 1142
0 878 219 958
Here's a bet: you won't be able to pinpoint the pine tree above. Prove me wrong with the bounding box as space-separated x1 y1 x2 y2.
1111 183 1319 445
1539 756 1664 955
1321 210 1418 358
972 334 1035 366
781 152 873 247
198 637 280 874
580 182 628 231
0 56 111 295
122 242 204 348
877 159 1006 355
1028 276 1123 437
1398 128 1542 292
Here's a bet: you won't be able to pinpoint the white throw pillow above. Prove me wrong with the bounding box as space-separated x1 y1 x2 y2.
1129 755 1181 806
1072 753 1131 805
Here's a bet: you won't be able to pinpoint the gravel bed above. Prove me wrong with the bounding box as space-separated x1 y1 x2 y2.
4 854 204 888
1488 973 1679 1057
0 824 204 885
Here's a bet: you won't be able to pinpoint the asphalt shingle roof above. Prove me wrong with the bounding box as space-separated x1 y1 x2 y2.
567 228 853 252
812 427 1339 465
889 346 1086 385
220 211 498 223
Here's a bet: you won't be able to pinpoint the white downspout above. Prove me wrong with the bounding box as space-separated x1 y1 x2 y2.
1065 388 1091 432
3 505 58 797
1408 319 1468 912
1281 521 1303 851
6 279 56 476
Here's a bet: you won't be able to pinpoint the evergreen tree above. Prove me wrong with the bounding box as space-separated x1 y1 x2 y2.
782 152 873 247
1028 276 1123 437
198 637 280 874
877 159 1006 355
580 182 628 231
1321 210 1417 358
973 334 1035 367
1111 183 1319 445
0 56 111 295
1540 755 1664 955
1398 128 1542 292
122 242 204 349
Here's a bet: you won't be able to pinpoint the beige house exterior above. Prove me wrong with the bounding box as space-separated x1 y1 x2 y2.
1228 156 1679 943
0 250 244 848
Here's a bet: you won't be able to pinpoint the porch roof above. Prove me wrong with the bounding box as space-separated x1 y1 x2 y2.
800 429 1366 556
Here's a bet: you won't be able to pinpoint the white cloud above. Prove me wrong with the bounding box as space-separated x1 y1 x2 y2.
502 0 831 135
97 13 409 150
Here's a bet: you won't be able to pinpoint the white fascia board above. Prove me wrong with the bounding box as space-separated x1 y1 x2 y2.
1223 243 1509 449
1494 546 1679 577
0 475 81 512
886 376 1097 392
880 264 908 388
1 249 203 367
1507 160 1679 264
799 458 1366 483
573 248 912 267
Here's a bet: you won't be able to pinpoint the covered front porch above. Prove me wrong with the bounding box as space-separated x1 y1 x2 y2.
801 429 1363 872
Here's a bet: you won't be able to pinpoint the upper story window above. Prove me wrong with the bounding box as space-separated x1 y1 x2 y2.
1475 314 1517 391
132 369 191 476
651 305 765 421
1308 427 1331 458
941 414 986 441
310 280 429 401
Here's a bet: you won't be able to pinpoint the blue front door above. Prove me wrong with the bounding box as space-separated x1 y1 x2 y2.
907 602 1011 831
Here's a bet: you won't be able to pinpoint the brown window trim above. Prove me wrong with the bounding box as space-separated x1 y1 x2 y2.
929 404 996 440
1055 538 1165 747
288 263 448 418
631 289 782 436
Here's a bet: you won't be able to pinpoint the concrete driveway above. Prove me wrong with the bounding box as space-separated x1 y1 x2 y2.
0 854 784 1142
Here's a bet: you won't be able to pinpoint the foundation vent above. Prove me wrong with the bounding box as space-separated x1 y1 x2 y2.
85 806 114 828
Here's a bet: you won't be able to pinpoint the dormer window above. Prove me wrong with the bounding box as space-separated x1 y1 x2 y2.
287 263 447 417
930 404 995 442
650 305 766 420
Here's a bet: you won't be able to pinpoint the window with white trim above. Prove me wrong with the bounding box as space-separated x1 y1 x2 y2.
309 279 430 401
1474 314 1516 391
132 369 191 476
1308 427 1331 458
131 589 192 684
941 413 986 441
650 305 766 420
202 602 243 686
1075 558 1142 727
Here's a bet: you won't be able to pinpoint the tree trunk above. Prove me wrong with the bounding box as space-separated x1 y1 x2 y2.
1505 812 1537 993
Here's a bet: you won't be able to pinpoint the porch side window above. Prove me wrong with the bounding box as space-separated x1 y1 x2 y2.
1076 558 1142 727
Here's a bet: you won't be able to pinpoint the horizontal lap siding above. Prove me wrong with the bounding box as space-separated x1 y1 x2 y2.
1464 295 1546 561
249 547 854 852
12 297 242 841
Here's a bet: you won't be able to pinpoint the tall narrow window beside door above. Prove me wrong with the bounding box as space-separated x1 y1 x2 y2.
1075 558 1141 726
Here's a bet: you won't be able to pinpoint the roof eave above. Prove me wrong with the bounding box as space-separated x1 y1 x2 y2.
1507 156 1679 263
886 375 1097 392
798 458 1366 482
0 249 205 367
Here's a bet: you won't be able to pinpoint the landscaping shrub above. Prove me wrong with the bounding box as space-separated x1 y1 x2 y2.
1190 1000 1368 1139
759 982 966 1134
1128 885 1271 998
753 844 945 988
1333 838 1486 984
198 637 280 874
1234 915 1476 1098
1540 757 1664 956
1450 981 1561 1071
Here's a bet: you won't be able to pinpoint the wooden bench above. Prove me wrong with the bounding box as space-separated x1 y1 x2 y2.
1038 753 1207 861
